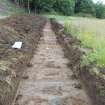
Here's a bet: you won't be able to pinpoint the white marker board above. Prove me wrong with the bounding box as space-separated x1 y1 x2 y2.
12 42 22 49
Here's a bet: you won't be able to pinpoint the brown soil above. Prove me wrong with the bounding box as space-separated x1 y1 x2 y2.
80 66 105 105
14 21 92 105
50 18 81 78
0 15 46 105
50 19 105 105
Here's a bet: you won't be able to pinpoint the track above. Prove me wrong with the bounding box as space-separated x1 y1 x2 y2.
14 22 92 105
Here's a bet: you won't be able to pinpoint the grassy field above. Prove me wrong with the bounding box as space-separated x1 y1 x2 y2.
64 18 105 67
46 14 105 67
45 14 96 22
0 0 25 16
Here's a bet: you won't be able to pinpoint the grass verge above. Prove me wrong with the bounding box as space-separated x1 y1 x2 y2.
64 19 105 67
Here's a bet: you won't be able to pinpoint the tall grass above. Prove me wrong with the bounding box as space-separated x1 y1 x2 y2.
64 19 105 67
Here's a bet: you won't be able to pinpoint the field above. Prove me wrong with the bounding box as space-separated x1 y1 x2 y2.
65 18 105 67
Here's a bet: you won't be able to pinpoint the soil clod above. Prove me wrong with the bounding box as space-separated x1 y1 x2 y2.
22 75 29 79
74 83 82 89
27 63 33 67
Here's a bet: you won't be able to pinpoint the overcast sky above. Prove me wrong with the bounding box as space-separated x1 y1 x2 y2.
93 0 105 4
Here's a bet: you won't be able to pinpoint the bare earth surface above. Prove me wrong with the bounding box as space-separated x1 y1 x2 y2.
15 22 92 105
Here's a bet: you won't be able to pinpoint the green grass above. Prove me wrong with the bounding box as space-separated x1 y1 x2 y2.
45 14 96 21
64 18 105 67
45 14 74 21
0 0 25 16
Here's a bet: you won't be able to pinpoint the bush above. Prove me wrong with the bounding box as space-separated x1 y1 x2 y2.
53 0 75 15
75 0 96 16
95 3 105 18
74 12 94 17
31 0 56 13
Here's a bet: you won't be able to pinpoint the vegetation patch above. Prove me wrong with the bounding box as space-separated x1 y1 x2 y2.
11 0 105 19
64 19 105 67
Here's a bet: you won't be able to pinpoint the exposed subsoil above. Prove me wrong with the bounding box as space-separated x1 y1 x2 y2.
14 21 92 105
0 15 46 105
80 66 105 105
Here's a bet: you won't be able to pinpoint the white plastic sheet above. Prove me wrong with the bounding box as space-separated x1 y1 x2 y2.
12 42 22 49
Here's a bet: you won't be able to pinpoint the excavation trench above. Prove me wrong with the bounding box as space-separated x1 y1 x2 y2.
0 15 46 105
14 21 92 105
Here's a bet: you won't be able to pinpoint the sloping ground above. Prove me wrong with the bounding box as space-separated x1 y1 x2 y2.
50 19 81 77
0 15 46 105
14 21 92 105
0 0 24 16
50 19 105 105
81 65 105 105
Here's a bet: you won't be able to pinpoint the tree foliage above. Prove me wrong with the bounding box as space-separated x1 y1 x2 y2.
31 0 56 12
75 0 95 15
53 0 75 15
95 2 105 18
11 0 75 15
11 0 105 18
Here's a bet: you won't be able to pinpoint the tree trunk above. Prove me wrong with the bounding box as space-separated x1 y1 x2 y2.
28 0 30 14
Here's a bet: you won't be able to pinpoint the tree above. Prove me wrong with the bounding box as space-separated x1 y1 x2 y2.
75 0 95 16
30 0 56 13
75 0 81 13
53 0 75 15
95 2 105 18
11 0 105 18
28 0 30 14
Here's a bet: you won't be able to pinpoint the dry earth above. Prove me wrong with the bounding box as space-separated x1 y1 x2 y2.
13 21 93 105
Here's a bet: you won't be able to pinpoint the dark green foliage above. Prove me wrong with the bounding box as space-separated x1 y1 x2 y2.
95 2 105 18
75 0 95 16
11 0 105 18
75 0 81 13
31 0 56 13
11 0 75 15
53 0 75 15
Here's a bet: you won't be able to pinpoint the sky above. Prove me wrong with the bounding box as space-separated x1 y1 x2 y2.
93 0 105 4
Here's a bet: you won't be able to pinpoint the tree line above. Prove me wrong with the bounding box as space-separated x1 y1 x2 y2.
11 0 105 18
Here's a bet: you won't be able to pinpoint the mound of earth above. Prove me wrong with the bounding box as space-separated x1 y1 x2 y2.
0 14 46 105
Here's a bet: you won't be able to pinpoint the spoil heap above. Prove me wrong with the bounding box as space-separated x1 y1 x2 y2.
0 14 46 105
